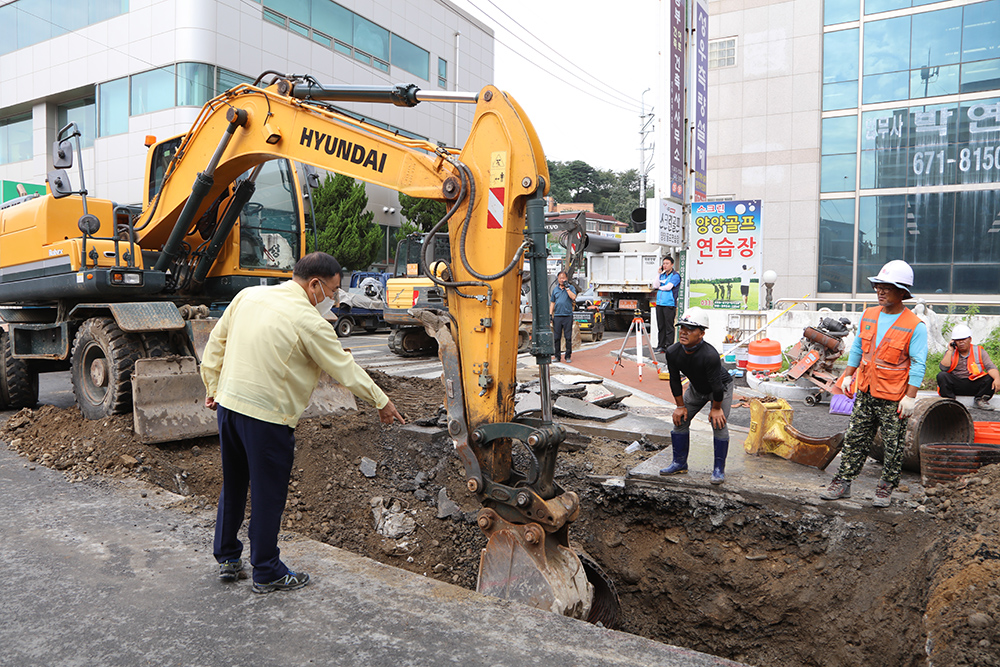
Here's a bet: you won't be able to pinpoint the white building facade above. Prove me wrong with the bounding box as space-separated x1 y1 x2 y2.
705 0 1000 304
0 0 494 267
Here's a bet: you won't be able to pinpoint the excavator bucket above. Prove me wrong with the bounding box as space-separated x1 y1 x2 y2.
476 509 593 620
744 398 844 469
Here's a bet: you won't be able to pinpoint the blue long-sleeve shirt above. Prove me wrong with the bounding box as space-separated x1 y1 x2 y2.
847 310 928 388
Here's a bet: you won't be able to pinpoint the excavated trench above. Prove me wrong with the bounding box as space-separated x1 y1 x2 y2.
4 374 998 666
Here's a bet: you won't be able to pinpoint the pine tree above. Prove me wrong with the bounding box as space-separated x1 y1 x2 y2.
309 173 383 271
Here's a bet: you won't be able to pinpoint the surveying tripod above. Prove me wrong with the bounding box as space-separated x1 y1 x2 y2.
611 310 663 382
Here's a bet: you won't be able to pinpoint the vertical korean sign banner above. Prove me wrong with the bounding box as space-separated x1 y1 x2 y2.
687 201 762 310
692 0 708 202
669 0 685 200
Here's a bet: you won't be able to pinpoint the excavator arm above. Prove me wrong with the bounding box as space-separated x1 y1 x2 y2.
135 75 609 621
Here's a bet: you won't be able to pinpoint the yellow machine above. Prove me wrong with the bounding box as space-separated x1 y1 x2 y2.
0 74 612 622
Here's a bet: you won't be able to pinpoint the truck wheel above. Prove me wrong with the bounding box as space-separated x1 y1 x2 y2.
71 317 142 420
336 317 353 338
1 330 38 409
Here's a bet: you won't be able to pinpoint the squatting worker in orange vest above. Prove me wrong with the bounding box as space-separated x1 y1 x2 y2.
820 260 927 508
937 323 1000 410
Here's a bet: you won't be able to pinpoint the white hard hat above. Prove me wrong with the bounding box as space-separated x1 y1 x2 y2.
868 260 914 298
951 324 973 341
677 307 709 329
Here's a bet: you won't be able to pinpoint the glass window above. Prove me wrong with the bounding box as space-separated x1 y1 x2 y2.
0 4 15 56
217 68 253 94
910 8 961 69
391 34 429 80
860 148 909 188
239 160 301 270
858 195 904 279
177 63 213 107
910 64 959 98
865 0 909 14
438 58 448 88
263 0 309 24
904 192 954 266
962 0 1000 64
825 0 859 25
353 15 388 62
0 115 33 165
312 31 332 48
961 58 1000 93
263 8 285 27
61 2 90 32
824 29 859 83
863 16 910 75
99 77 129 137
131 66 175 115
862 71 909 103
709 38 737 69
953 189 1000 264
17 0 51 49
57 98 96 149
823 81 859 111
289 20 310 37
822 116 858 154
818 199 855 293
90 0 128 24
334 41 352 56
821 154 857 192
313 0 353 45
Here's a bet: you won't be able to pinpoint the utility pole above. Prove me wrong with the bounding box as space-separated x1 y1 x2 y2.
639 88 655 206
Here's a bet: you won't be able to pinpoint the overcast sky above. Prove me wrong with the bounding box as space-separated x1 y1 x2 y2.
449 0 661 174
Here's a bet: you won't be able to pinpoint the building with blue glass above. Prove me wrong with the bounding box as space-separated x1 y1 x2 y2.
0 0 493 267
707 0 1000 302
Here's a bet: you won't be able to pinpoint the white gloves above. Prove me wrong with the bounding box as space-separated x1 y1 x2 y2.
897 395 917 418
840 374 853 396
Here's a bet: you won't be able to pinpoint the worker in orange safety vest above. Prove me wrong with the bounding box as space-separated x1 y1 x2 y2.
937 323 1000 410
820 260 927 508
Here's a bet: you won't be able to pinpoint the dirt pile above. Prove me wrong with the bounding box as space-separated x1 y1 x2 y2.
3 370 1000 666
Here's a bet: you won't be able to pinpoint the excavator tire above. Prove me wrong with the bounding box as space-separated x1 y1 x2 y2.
387 327 437 357
1 329 38 409
71 317 143 420
140 331 175 358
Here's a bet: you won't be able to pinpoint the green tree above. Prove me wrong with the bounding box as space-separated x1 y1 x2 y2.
546 159 647 231
398 193 448 232
308 173 383 271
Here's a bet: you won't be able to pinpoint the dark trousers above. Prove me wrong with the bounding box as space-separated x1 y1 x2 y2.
937 371 995 400
553 314 573 359
213 405 295 584
655 305 676 350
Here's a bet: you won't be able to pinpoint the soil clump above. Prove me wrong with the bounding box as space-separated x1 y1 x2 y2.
3 370 999 666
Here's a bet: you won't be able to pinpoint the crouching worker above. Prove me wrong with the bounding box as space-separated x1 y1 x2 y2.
201 252 405 594
937 323 1000 411
659 307 733 484
821 260 927 508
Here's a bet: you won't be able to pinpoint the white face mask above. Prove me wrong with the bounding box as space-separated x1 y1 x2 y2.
314 282 336 316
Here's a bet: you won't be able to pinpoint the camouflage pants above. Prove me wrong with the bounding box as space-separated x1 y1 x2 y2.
834 389 908 487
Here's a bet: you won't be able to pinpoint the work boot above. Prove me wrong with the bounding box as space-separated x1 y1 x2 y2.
710 438 728 485
975 396 994 411
873 480 893 508
659 432 689 476
820 477 852 500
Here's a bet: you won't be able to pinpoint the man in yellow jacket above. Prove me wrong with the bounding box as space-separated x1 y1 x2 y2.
201 252 404 593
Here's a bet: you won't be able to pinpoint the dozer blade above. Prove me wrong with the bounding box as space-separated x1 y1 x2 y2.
476 509 593 620
133 356 216 444
133 357 357 444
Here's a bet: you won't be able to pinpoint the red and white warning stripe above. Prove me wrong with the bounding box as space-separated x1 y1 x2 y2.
487 186 504 229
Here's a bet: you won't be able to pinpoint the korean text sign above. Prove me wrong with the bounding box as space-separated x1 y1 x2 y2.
688 200 762 310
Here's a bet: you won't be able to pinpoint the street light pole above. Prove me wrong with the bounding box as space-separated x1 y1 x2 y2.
639 88 653 206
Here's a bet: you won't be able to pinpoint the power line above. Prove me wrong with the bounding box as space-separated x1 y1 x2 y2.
482 0 644 110
461 0 644 113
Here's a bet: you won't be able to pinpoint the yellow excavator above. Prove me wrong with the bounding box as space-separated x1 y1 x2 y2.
0 73 615 623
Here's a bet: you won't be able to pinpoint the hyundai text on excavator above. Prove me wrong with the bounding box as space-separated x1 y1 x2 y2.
0 73 615 623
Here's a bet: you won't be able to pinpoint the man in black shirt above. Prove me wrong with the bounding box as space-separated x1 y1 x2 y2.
659 307 734 484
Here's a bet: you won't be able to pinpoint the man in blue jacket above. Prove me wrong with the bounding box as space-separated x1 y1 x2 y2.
654 255 681 353
550 271 577 362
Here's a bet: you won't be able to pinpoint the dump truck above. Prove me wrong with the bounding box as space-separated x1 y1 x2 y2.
587 233 669 331
0 73 614 622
